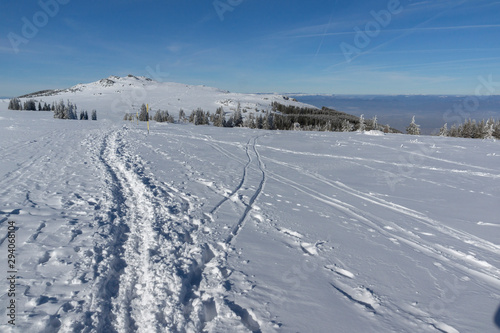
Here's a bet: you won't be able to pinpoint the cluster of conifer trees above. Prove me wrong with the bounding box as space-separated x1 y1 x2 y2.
439 118 500 139
8 98 52 111
8 98 97 120
51 100 96 120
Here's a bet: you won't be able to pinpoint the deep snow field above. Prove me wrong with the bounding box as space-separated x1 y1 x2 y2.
0 107 499 333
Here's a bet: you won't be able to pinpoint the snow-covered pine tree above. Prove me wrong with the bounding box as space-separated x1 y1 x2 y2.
138 104 148 121
256 115 264 129
54 100 65 119
341 119 354 132
8 98 21 110
244 113 256 128
153 110 162 122
262 113 269 130
357 114 366 132
267 112 275 130
91 110 97 120
24 99 37 111
406 116 420 135
66 101 77 119
213 107 224 127
439 123 448 137
225 115 234 127
485 118 495 139
371 115 378 130
233 103 243 127
178 109 186 123
449 124 458 137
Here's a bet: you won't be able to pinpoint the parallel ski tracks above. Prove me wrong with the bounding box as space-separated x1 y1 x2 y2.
225 136 266 245
260 155 500 291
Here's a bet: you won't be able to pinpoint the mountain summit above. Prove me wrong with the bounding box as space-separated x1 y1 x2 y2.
17 75 315 120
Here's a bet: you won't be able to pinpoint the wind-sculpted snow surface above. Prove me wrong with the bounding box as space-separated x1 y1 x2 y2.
0 111 499 332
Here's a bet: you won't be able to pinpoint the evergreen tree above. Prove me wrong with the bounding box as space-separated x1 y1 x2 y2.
449 124 458 137
371 115 378 130
91 110 97 120
53 100 65 119
267 112 275 130
357 114 366 132
24 99 37 111
8 98 21 110
66 101 77 119
262 113 269 130
139 104 148 121
153 110 162 122
233 103 243 127
244 113 256 128
406 116 420 135
439 123 448 137
484 119 495 139
225 116 234 128
256 115 264 129
178 109 186 122
341 119 354 132
213 107 225 127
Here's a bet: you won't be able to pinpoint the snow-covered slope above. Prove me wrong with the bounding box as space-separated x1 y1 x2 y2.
0 109 499 332
12 75 314 121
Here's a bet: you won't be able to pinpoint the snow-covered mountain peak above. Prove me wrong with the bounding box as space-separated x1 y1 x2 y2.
11 75 317 121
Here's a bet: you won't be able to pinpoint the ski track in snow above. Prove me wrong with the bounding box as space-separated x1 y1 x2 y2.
84 127 263 333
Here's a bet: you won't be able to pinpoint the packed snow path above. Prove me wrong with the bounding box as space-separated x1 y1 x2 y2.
0 113 499 332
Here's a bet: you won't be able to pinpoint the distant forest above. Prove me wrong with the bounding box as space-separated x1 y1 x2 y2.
8 98 97 120
126 102 401 134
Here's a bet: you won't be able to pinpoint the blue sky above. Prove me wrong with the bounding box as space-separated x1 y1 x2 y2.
1 0 500 96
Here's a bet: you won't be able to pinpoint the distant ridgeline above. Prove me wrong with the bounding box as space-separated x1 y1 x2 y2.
7 98 97 120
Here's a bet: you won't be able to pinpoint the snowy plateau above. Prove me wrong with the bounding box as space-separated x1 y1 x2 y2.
0 76 499 333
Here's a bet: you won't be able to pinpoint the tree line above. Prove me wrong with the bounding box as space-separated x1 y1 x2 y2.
127 102 402 133
8 98 52 111
52 100 97 120
8 98 97 120
439 118 500 139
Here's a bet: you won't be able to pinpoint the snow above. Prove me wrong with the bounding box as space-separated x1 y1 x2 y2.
1 87 500 332
14 75 314 121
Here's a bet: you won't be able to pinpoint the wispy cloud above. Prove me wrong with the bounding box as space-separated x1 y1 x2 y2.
292 24 500 38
